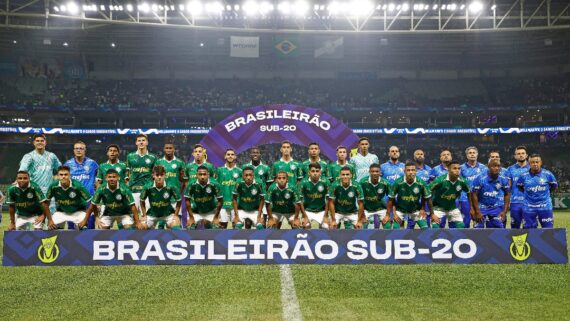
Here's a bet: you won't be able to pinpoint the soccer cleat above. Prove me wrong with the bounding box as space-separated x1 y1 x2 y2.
235 222 244 229
256 223 265 230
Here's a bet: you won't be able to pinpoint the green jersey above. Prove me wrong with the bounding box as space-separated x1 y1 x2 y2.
328 181 364 214
126 151 157 193
389 177 431 214
140 183 180 217
155 157 185 193
327 162 356 183
184 162 216 185
429 174 470 211
184 180 223 214
297 178 329 212
97 161 128 185
46 179 92 213
6 182 47 217
266 183 300 214
300 159 329 180
242 162 271 185
271 159 302 186
233 181 265 211
217 165 243 209
92 184 135 216
359 176 391 211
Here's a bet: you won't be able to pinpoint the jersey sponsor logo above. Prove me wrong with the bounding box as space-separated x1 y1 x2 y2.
132 167 150 173
483 191 499 198
69 191 77 198
163 192 170 199
400 195 418 202
442 194 457 200
115 194 122 201
528 185 547 193
27 192 34 199
318 185 324 192
413 187 419 194
37 236 59 264
73 174 91 181
510 233 531 261
205 187 212 194
306 192 324 200
386 174 401 181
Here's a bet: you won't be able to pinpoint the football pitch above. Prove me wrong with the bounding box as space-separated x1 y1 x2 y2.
1 212 569 321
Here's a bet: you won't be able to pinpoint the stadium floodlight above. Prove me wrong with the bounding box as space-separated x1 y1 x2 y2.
469 1 483 13
187 1 203 14
110 42 116 48
293 0 309 16
448 3 457 10
242 1 259 15
139 3 150 12
381 4 387 10
460 4 465 10
53 6 60 12
432 4 438 9
67 2 79 14
401 3 409 11
349 0 374 16
396 4 401 10
326 1 340 14
151 4 158 11
424 4 429 10
63 42 69 47
388 3 395 11
491 4 496 10
100 5 105 10
205 1 224 14
234 4 241 10
127 4 134 11
259 2 275 14
60 5 67 12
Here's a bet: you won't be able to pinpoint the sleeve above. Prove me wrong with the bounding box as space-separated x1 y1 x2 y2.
428 169 437 182
140 187 148 201
125 154 131 171
265 186 273 204
79 184 92 202
46 185 54 200
388 182 398 199
215 183 223 199
294 187 302 204
471 176 482 193
34 186 47 202
422 182 432 199
172 187 181 202
210 164 217 179
327 184 336 199
232 182 240 195
125 189 135 205
373 155 379 165
501 177 511 193
548 172 558 188
96 165 104 181
92 188 103 205
5 187 15 204
52 154 62 174
462 180 471 193
270 163 277 180
356 184 365 201
19 153 31 172
428 177 440 191
184 185 192 199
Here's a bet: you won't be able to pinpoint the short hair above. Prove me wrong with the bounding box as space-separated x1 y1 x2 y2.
529 153 541 159
225 148 235 154
405 161 416 168
336 145 347 152
309 163 321 170
414 149 424 153
57 165 71 173
197 165 209 172
308 142 319 147
465 146 478 154
193 144 204 151
74 140 86 146
136 134 148 140
281 140 292 147
441 147 451 153
106 169 119 176
106 144 120 152
32 134 46 141
242 166 254 173
369 164 380 170
488 150 500 157
340 166 352 172
276 170 288 177
249 146 260 152
164 142 175 146
388 145 399 151
359 137 369 143
16 170 29 177
153 165 166 175
449 160 461 167
515 145 528 152
488 159 501 167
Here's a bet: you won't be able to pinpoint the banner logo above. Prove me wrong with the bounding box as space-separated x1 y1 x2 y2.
37 236 60 264
510 233 531 261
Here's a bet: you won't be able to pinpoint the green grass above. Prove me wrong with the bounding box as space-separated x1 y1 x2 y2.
1 212 569 321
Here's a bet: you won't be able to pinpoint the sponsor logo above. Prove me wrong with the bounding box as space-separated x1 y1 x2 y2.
38 236 59 264
510 233 531 261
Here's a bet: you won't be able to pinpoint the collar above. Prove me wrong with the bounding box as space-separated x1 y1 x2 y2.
107 160 120 165
368 177 380 186
277 183 289 191
224 164 237 170
198 179 211 187
405 178 417 186
341 181 353 189
136 150 149 157
336 160 348 166
152 182 166 190
58 180 72 190
17 182 31 190
105 183 119 192
465 161 480 168
445 174 458 183
162 156 177 162
530 169 543 176
280 158 294 163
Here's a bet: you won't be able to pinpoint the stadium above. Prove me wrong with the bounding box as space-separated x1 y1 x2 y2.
0 0 570 319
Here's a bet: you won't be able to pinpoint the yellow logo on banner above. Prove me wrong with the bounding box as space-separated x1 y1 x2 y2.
37 235 60 264
510 233 531 261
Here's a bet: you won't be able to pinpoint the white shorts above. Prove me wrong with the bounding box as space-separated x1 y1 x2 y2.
235 210 261 224
15 215 43 230
219 209 232 223
364 209 387 220
394 211 424 222
434 209 463 222
305 211 326 224
270 212 295 223
132 193 151 217
146 214 178 229
193 211 215 222
52 211 86 226
99 215 134 228
333 213 359 224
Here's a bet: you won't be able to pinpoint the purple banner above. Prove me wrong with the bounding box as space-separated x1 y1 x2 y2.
200 104 360 166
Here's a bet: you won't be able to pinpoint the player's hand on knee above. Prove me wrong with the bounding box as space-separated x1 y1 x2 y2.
47 219 57 230
136 221 146 230
8 222 15 231
35 215 45 225
431 215 440 224
302 217 310 229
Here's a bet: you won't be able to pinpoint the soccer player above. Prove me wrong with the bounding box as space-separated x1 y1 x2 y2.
217 148 243 229
79 169 144 230
242 147 271 185
301 142 329 180
360 164 391 229
350 137 379 181
271 141 302 187
232 167 266 229
266 171 303 229
155 142 185 194
328 167 365 229
126 134 157 215
386 163 432 229
96 144 127 188
139 165 182 229
185 165 223 229
6 171 55 230
459 146 486 228
485 150 510 227
64 141 99 229
380 146 405 184
46 166 92 229
298 163 330 229
471 160 511 228
184 144 216 185
429 148 452 182
516 154 557 228
429 161 470 228
18 134 61 212
327 145 355 183
507 146 530 229
414 149 431 183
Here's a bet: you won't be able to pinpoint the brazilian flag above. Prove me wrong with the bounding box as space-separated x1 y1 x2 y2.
273 36 300 58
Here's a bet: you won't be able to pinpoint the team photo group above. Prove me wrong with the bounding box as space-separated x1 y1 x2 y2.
7 132 557 231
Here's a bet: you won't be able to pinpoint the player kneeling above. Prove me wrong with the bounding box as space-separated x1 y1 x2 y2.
232 167 265 229
47 166 92 229
387 163 432 229
266 171 303 229
7 171 56 230
185 165 223 229
429 161 470 228
360 164 391 229
79 169 145 230
140 165 182 229
328 167 365 229
298 163 330 229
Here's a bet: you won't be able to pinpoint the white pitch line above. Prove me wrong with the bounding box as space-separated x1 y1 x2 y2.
280 264 303 321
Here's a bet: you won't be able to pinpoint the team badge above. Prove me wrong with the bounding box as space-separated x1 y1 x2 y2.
172 164 177 169
413 187 419 194
284 192 291 199
233 173 239 179
163 192 170 199
251 189 258 196
145 159 151 164
116 168 122 172
69 191 76 198
205 187 212 194
539 178 546 184
290 165 296 170
84 165 90 172
348 191 354 198
318 185 324 192
456 185 462 191
27 192 34 199
115 194 122 200
496 183 502 190
258 170 264 176
377 188 384 194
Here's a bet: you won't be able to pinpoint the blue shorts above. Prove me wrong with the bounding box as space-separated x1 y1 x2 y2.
523 207 554 229
510 203 524 229
475 207 504 229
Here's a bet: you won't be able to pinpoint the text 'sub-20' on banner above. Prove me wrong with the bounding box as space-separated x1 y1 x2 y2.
3 229 567 266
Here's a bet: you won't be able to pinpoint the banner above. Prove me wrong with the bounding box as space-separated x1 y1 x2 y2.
274 36 300 57
314 36 344 59
230 36 260 58
553 194 570 209
3 229 567 266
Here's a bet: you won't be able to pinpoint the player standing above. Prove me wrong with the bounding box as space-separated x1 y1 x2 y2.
243 147 271 185
350 137 379 181
126 134 157 216
471 160 510 228
271 141 302 187
459 146 486 228
217 149 243 229
184 144 216 185
96 144 128 188
327 146 355 183
507 146 530 229
301 142 329 180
